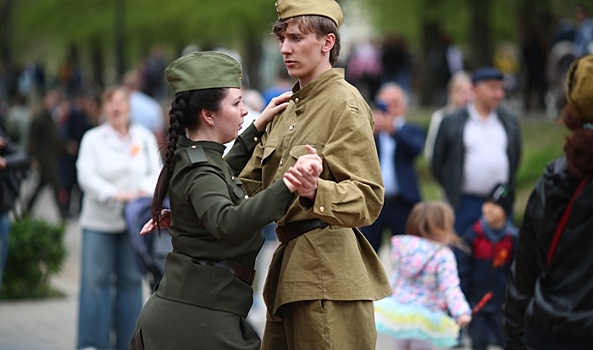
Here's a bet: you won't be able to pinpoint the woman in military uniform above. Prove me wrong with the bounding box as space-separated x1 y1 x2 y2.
130 52 322 350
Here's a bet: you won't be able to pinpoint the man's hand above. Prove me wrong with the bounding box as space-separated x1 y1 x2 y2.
283 145 322 199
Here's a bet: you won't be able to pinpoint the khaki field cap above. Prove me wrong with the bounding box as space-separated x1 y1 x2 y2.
566 54 593 122
165 51 242 94
275 0 344 27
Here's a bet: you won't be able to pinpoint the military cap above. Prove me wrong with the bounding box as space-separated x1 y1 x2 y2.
472 66 503 84
275 0 344 27
566 54 593 122
165 51 242 94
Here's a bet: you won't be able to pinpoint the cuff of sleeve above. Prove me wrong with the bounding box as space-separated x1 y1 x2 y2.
298 178 331 216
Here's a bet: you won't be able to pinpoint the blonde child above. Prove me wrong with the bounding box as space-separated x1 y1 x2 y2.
375 201 472 349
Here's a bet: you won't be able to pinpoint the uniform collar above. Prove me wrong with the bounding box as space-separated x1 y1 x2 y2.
290 68 344 105
177 136 226 154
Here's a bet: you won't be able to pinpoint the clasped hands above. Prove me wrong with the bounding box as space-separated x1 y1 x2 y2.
139 145 322 236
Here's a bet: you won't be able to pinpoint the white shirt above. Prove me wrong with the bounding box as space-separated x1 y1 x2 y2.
462 104 509 196
76 122 161 232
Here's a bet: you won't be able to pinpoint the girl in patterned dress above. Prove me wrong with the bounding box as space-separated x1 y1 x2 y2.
375 201 472 349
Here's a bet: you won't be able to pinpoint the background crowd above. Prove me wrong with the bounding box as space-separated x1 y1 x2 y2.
0 2 592 350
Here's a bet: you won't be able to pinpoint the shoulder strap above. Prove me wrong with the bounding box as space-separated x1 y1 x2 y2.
185 145 208 164
546 175 590 266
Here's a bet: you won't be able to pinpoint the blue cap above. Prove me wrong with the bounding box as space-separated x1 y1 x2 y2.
472 67 503 84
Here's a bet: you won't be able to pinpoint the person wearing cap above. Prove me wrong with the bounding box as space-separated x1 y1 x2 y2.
238 1 391 349
504 55 593 349
431 66 522 239
454 183 518 350
129 51 323 350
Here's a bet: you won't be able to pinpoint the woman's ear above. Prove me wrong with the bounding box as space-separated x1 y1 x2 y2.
200 109 216 127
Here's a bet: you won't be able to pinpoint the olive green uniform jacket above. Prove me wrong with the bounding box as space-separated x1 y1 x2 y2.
155 123 295 318
239 68 392 320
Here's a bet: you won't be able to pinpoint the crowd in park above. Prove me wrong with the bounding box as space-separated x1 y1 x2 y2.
0 0 592 349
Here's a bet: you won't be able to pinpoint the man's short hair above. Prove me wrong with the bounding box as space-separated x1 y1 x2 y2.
273 15 341 66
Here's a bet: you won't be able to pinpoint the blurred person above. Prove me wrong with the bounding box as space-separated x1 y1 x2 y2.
431 67 522 239
424 71 472 162
0 128 31 296
345 39 382 101
494 42 521 96
381 34 414 94
521 27 548 112
130 51 320 349
262 67 293 106
4 94 31 149
26 90 68 220
504 54 593 350
75 86 161 350
374 201 472 349
455 183 517 350
123 70 165 144
574 4 593 57
359 83 425 253
56 95 92 218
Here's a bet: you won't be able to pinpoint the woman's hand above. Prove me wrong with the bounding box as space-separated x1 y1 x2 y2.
283 145 322 199
456 314 472 328
253 92 292 132
140 209 171 236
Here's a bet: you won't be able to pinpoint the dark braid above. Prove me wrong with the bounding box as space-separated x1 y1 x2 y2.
151 88 229 231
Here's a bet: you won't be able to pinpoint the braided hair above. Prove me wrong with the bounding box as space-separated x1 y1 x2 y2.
151 88 228 228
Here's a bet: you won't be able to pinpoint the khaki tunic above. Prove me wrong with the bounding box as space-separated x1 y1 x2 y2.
239 68 392 319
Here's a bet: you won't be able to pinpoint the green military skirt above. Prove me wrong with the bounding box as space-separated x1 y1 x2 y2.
130 293 260 350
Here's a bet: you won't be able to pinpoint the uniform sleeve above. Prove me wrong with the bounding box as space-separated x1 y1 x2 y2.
504 179 544 350
303 107 384 227
76 132 119 202
224 122 265 178
185 164 295 245
236 127 266 197
437 247 471 318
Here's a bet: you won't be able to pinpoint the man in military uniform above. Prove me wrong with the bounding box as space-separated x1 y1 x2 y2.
239 0 391 348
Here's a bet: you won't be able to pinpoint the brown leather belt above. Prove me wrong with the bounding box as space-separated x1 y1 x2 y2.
275 219 329 244
197 259 255 286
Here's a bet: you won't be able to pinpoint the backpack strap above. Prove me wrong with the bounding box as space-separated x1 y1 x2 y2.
546 175 590 266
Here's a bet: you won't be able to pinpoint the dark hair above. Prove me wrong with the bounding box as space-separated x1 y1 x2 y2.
273 15 341 66
151 88 228 229
562 106 593 178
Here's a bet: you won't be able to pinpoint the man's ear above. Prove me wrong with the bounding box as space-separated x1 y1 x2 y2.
321 33 336 54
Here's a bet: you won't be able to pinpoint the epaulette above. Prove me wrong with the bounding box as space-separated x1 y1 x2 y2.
186 145 208 164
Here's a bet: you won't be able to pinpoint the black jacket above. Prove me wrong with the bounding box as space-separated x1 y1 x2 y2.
431 106 522 208
504 157 593 350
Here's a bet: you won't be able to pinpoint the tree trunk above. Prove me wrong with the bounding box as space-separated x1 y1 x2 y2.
419 21 441 107
1 0 13 70
468 0 493 67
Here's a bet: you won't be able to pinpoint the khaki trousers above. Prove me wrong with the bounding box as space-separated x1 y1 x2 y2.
261 300 376 350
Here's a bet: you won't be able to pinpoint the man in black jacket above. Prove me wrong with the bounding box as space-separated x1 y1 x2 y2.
431 67 522 237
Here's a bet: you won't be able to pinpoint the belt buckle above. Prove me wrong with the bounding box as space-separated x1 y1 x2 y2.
275 226 288 244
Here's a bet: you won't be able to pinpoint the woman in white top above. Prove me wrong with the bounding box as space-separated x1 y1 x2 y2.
76 86 161 350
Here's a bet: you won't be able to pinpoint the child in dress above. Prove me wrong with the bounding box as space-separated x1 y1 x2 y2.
375 201 472 349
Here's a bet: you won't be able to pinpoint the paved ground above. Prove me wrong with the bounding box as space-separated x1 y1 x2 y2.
0 184 483 350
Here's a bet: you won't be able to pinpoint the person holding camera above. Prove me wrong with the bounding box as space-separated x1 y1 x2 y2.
359 82 426 253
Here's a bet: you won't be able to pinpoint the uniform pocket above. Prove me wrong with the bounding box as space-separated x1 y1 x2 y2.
261 146 276 166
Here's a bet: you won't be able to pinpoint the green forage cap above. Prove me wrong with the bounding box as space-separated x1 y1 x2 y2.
275 0 343 27
165 51 242 94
